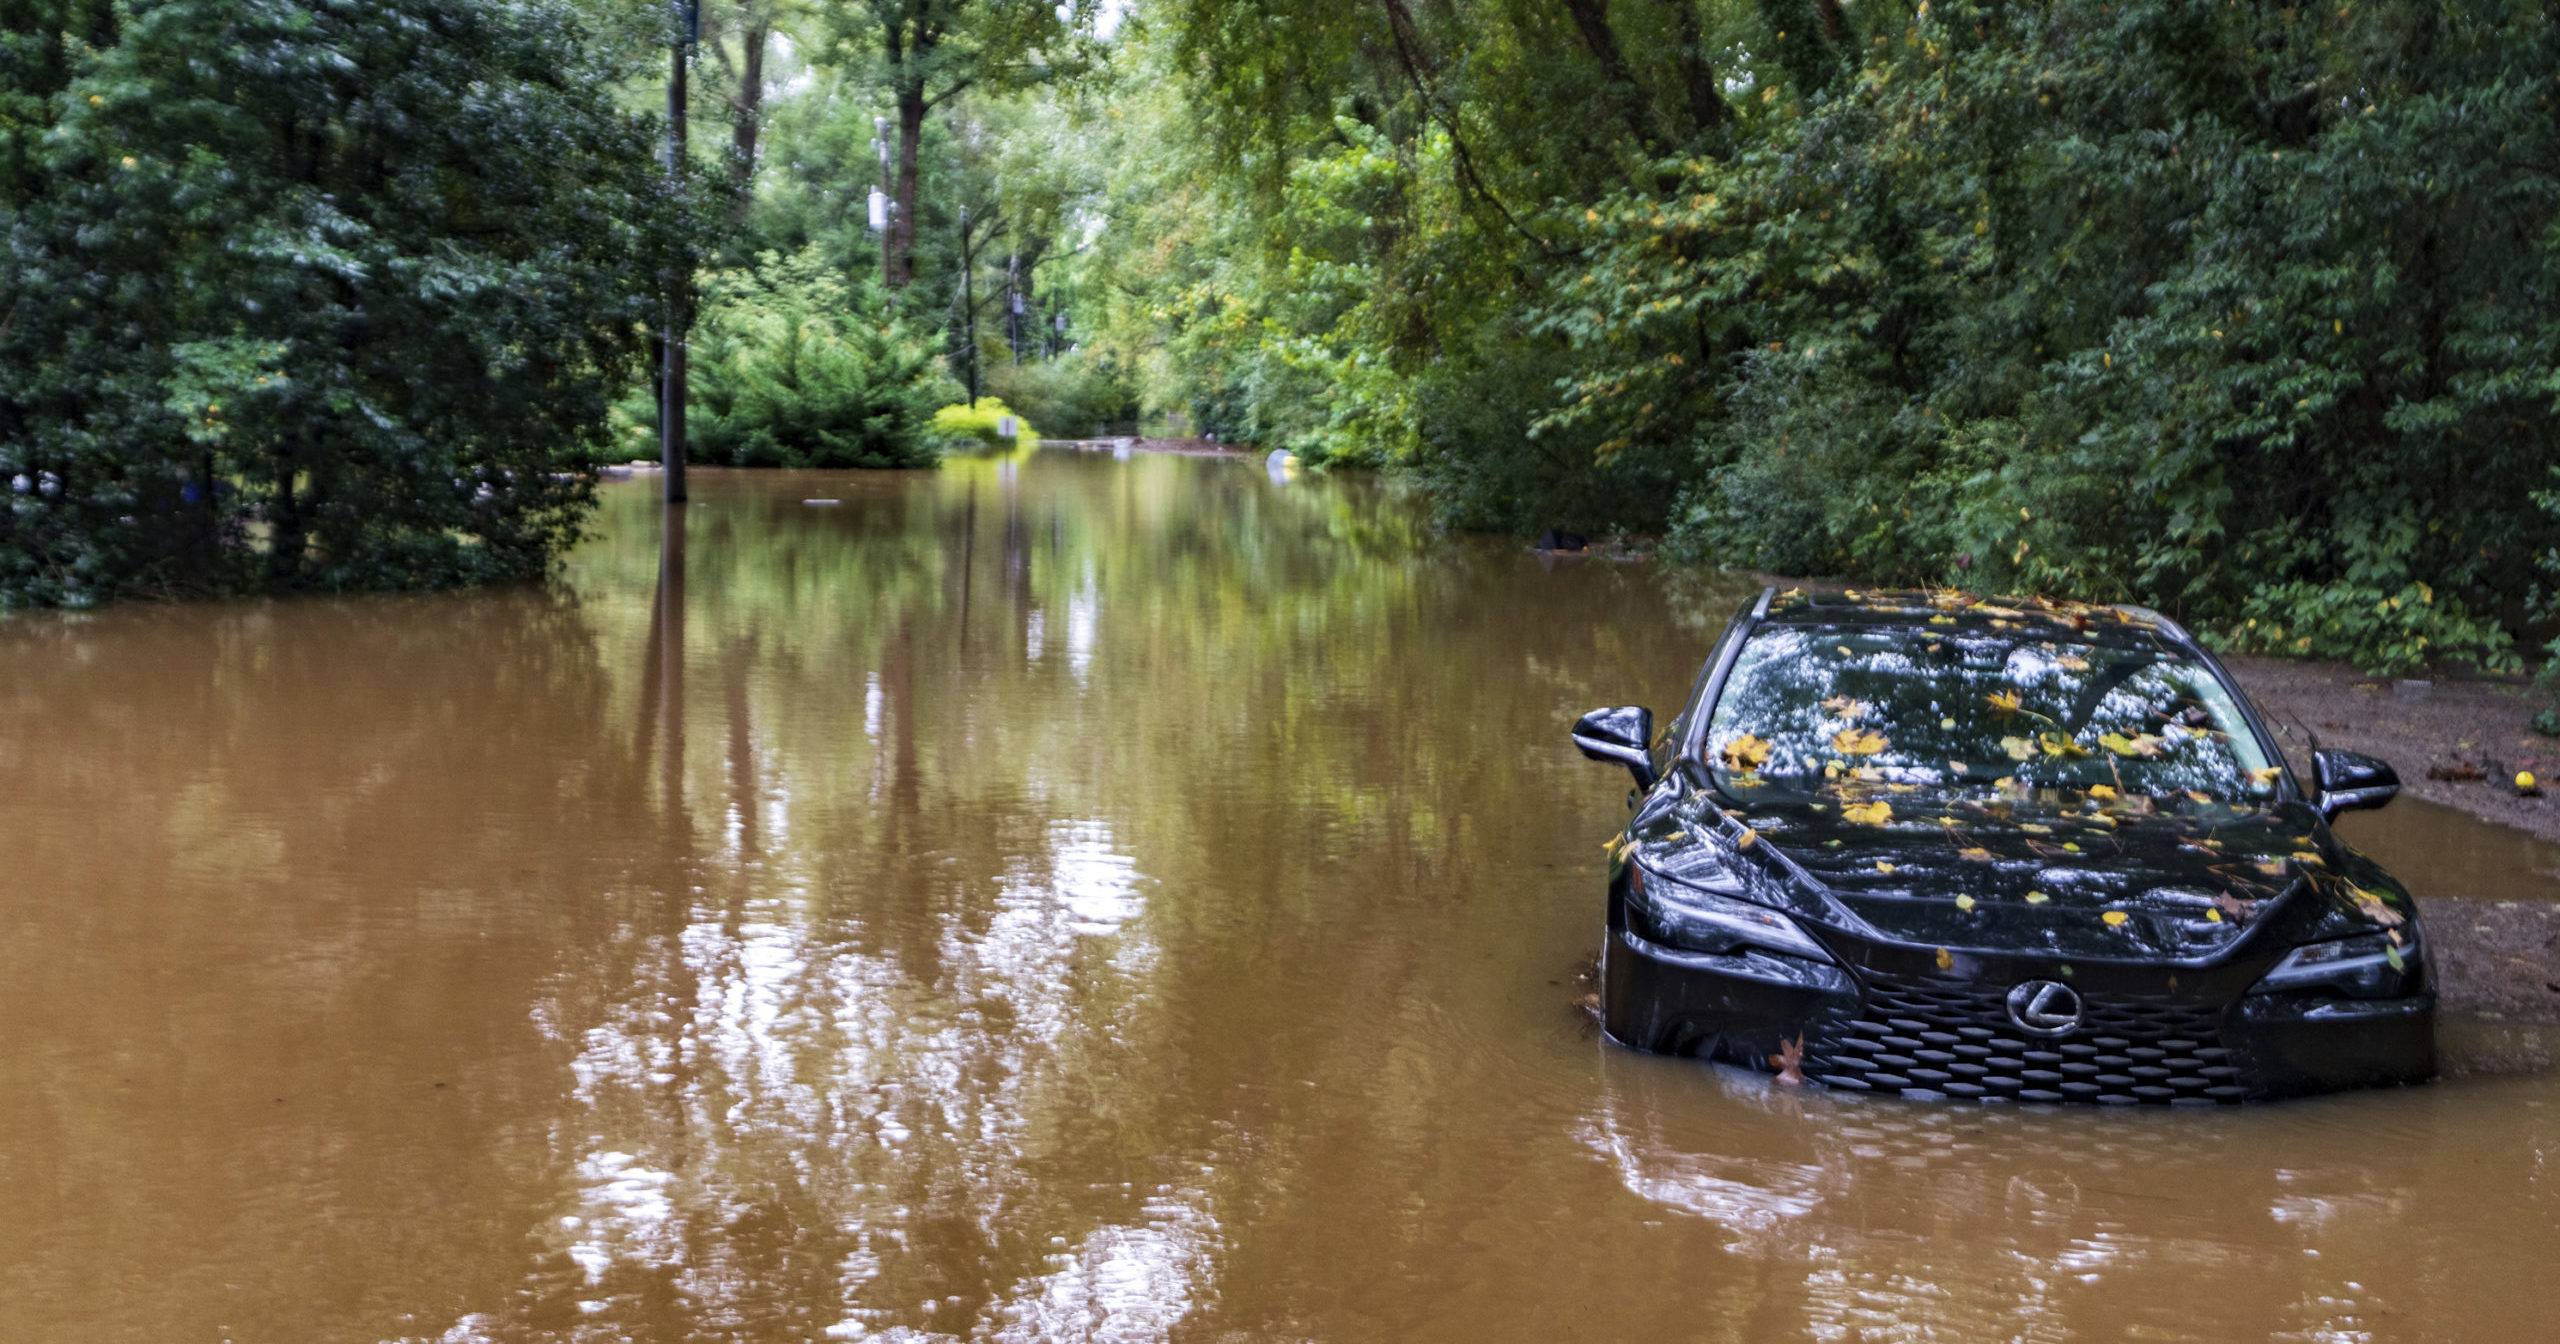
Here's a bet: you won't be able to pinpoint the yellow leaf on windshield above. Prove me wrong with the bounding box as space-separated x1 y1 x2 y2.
1719 733 1774 769
2102 910 2129 926
1985 690 2022 717
1841 800 1894 826
2001 735 2037 761
2100 732 2164 758
1821 696 1871 718
1957 847 1993 862
1833 727 1890 756
2087 784 2119 800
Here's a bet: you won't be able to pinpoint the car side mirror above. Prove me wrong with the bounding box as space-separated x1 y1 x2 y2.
2312 748 2398 819
1572 705 1656 789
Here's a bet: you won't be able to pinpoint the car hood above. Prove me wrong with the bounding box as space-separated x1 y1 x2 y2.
1672 786 2365 962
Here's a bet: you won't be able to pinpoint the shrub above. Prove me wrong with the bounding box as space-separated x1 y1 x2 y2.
684 248 960 469
928 398 1042 449
987 353 1142 438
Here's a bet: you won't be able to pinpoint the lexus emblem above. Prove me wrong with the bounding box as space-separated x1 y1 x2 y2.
2006 980 2082 1037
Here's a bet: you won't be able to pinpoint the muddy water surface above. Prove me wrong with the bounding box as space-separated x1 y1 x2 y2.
4 452 2558 1342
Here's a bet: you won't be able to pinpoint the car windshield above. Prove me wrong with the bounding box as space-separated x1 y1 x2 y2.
1703 626 2282 800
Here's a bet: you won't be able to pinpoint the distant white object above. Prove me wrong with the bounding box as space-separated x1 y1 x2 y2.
997 415 1020 439
867 187 887 232
1265 448 1297 484
803 498 841 506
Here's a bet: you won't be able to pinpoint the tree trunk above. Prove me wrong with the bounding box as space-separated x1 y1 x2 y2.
730 17 769 186
887 86 926 287
1557 0 1662 154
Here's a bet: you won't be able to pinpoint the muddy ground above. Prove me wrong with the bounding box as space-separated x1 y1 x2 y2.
2224 654 2557 842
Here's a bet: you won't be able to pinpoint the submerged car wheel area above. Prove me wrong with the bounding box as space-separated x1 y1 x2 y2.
1575 588 2435 1104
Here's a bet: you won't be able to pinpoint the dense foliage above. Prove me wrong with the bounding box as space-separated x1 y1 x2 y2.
1 0 688 605
1081 0 2560 672
680 248 960 468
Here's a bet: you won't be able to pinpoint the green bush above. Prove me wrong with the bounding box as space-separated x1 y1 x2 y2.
929 398 1042 449
986 353 1142 438
684 248 960 469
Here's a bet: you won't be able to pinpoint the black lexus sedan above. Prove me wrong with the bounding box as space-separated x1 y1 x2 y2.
1573 588 2433 1104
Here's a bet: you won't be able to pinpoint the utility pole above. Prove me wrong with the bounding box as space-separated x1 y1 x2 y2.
661 0 697 505
959 205 979 406
870 116 894 286
1006 254 1023 364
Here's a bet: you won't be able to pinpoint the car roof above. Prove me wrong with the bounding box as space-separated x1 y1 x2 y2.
1755 588 2191 652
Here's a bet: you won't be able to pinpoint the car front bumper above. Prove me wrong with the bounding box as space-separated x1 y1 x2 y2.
1601 925 2435 1103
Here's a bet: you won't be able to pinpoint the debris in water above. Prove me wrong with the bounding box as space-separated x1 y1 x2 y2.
1771 1035 1806 1086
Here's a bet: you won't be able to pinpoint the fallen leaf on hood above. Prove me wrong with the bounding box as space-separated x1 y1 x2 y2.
1720 733 1774 769
2017 822 2053 835
2088 784 2120 800
2102 910 2130 926
2349 885 2406 927
1833 727 1890 756
1875 861 1897 874
2024 891 2050 904
2002 735 2038 761
2290 850 2325 867
2254 858 2286 877
1841 800 1894 826
1736 827 1760 849
1955 894 1976 911
1935 946 1955 970
1986 690 2023 717
1771 1034 1806 1085
1958 847 1994 862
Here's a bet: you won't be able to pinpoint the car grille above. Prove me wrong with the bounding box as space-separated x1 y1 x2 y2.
1800 973 2259 1105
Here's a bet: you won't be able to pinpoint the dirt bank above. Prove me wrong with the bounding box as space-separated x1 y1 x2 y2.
2223 654 2557 843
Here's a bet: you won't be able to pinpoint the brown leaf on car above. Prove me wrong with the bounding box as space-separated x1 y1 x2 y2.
1771 1034 1806 1086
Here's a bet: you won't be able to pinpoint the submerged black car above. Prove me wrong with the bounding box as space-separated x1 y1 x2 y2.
1574 588 2432 1104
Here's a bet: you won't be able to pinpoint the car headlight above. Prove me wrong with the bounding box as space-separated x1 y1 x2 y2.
2249 930 2420 999
1629 862 1833 962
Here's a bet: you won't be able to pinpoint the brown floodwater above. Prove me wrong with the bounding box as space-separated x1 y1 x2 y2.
4 452 2559 1343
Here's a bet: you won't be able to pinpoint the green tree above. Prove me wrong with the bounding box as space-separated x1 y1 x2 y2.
820 0 1094 289
1 0 691 605
1094 0 2560 671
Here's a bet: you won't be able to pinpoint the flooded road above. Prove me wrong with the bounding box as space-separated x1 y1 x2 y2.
4 451 2558 1342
